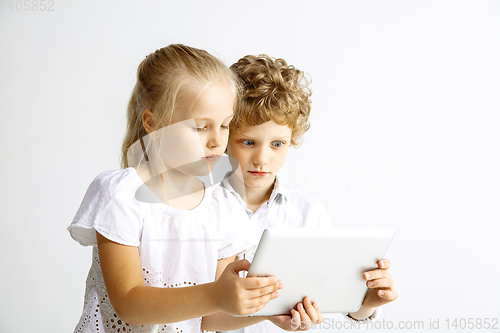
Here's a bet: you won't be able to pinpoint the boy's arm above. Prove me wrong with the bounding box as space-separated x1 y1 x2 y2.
202 312 268 331
346 259 397 321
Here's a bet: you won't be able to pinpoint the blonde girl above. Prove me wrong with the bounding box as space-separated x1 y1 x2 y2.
68 44 282 333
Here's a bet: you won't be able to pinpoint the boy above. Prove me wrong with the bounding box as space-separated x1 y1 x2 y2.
221 55 397 332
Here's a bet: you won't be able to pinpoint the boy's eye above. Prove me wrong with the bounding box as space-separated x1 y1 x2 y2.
240 139 254 146
221 125 230 130
272 141 284 148
195 127 207 132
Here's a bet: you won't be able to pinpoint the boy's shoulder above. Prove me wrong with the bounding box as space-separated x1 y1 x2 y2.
276 184 333 228
279 184 324 208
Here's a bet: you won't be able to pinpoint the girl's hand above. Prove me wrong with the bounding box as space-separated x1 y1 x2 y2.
268 297 324 331
213 259 282 316
360 259 398 310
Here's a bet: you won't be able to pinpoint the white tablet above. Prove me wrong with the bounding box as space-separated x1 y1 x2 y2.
245 227 395 316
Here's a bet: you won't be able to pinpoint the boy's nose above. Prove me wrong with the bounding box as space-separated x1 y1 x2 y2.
253 148 269 166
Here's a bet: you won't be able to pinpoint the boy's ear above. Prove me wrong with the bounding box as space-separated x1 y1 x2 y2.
142 109 155 134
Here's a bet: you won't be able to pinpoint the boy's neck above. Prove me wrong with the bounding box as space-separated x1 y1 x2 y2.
243 178 275 213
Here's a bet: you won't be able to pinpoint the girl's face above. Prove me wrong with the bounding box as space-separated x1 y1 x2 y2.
155 82 234 177
227 120 292 191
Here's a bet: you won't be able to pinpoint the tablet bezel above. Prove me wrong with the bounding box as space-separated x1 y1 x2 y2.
245 227 395 316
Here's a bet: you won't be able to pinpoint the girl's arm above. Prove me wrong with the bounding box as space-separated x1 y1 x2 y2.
96 232 280 325
202 256 270 330
202 257 323 331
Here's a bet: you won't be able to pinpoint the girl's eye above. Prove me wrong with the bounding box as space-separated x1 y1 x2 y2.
272 141 284 148
194 127 207 132
221 125 230 130
240 139 254 146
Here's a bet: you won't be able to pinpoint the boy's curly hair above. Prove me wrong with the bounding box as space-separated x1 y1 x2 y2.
229 55 311 146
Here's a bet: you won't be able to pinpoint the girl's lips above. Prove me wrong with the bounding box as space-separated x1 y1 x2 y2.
203 155 219 163
248 171 269 177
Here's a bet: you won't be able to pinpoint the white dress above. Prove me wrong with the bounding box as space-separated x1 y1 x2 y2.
68 168 251 333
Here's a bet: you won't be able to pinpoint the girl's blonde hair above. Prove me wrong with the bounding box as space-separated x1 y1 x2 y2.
121 44 239 168
229 55 311 147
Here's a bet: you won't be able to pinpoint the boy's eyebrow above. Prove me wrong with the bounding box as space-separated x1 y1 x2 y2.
233 133 291 141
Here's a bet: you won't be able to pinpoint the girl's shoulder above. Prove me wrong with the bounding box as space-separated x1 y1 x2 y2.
89 167 141 191
84 167 146 205
68 168 145 247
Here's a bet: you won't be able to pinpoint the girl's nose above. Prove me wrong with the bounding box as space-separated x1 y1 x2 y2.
207 128 223 148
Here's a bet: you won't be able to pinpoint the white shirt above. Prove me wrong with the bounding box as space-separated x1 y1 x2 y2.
219 175 381 333
222 176 334 262
68 168 252 333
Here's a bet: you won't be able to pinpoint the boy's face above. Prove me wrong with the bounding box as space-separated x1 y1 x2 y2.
228 120 292 191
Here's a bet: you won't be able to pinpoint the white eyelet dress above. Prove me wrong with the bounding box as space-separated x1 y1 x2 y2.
68 168 252 333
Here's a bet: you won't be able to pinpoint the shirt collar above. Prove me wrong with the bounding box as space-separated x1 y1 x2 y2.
267 176 289 204
221 172 289 205
220 172 246 208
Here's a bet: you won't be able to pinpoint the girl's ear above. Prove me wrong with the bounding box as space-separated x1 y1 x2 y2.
142 109 155 134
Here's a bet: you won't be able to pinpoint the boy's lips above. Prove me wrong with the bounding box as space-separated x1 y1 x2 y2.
248 171 269 177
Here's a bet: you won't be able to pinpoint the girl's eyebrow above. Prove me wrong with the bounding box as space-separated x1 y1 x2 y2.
194 115 233 121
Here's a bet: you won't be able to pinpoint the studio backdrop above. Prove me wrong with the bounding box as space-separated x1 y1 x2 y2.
1 1 499 332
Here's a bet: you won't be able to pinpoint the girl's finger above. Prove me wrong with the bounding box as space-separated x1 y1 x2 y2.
248 290 279 308
378 289 398 302
366 277 394 289
245 300 271 316
249 282 282 298
244 276 277 290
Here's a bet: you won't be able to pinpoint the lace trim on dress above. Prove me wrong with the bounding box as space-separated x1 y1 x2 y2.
74 248 202 333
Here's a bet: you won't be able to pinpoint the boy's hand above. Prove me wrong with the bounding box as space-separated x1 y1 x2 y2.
213 259 282 316
268 297 324 331
360 259 398 310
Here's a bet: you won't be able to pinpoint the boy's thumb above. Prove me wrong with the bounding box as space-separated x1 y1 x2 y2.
229 259 251 274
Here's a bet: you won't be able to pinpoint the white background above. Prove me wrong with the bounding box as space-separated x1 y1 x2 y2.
1 1 499 332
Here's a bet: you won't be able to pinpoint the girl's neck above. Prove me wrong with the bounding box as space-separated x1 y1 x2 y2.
158 171 205 210
137 165 205 211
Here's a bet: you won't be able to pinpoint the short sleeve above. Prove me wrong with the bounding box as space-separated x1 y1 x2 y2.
212 185 256 260
67 169 144 247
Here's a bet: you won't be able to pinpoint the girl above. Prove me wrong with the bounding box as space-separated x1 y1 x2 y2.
67 44 285 333
219 54 398 332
